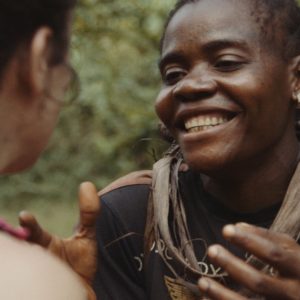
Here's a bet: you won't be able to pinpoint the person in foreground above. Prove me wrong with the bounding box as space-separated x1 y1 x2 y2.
0 1 99 299
25 0 300 299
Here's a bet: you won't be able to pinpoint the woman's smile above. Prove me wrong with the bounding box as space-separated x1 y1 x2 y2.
175 103 242 135
178 109 242 147
184 114 231 133
155 0 296 174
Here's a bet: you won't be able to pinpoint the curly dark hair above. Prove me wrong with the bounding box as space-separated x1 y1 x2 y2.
160 0 300 60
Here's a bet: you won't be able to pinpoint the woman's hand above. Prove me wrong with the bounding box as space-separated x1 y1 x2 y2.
198 223 300 300
19 182 100 300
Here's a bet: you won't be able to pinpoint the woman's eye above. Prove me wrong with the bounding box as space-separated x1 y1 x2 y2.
162 68 186 85
214 59 245 72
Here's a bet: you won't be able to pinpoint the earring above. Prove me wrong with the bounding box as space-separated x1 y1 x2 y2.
293 91 300 104
296 92 300 104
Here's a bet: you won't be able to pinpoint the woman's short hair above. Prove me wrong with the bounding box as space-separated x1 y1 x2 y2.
161 0 300 60
0 0 76 78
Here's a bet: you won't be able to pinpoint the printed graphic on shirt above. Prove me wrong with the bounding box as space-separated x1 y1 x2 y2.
134 238 223 276
164 276 198 300
133 238 227 300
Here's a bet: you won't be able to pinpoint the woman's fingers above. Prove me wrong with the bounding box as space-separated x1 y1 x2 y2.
200 224 300 299
198 277 247 300
207 244 300 299
78 182 101 239
222 223 300 277
224 223 294 247
19 211 52 247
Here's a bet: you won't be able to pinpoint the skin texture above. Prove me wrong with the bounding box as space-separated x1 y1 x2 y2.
0 233 87 300
156 0 300 298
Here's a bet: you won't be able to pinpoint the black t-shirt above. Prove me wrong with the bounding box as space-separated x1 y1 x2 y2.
93 170 280 300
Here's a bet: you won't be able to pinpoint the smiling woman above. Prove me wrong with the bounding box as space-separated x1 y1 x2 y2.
156 0 298 177
90 0 300 299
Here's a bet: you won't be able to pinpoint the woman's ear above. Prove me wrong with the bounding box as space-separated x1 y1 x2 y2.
25 27 53 96
291 55 300 103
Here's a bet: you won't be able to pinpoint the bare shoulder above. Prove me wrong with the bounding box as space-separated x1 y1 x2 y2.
0 233 87 300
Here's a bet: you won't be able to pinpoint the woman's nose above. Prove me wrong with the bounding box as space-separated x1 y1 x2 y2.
172 72 217 102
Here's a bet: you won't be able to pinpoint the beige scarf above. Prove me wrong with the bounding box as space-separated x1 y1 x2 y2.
146 147 300 297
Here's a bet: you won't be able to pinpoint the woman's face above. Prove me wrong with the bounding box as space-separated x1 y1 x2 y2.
0 25 73 174
156 0 297 175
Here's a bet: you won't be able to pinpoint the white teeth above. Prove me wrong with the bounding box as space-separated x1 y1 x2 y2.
185 115 230 132
212 117 218 125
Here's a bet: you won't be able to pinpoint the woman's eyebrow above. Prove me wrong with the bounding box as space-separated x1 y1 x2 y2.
158 52 187 71
202 39 250 53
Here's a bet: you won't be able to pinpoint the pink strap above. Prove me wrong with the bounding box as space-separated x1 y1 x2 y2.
0 218 29 240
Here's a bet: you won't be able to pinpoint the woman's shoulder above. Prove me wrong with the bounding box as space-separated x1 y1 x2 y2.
97 170 152 233
0 233 86 300
98 170 152 197
99 170 152 212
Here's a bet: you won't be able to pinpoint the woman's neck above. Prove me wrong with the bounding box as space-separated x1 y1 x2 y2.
203 141 300 213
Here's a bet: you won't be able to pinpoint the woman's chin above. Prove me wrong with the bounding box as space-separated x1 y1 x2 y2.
1 155 40 175
182 150 236 177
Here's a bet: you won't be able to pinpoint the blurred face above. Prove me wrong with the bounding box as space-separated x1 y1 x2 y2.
22 64 73 169
156 0 297 175
0 24 73 174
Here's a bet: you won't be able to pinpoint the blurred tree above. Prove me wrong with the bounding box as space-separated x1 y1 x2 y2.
0 0 175 206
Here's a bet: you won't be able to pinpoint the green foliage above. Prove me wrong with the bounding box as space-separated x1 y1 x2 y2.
0 0 175 207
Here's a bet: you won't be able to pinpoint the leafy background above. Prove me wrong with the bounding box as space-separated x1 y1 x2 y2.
0 0 175 236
